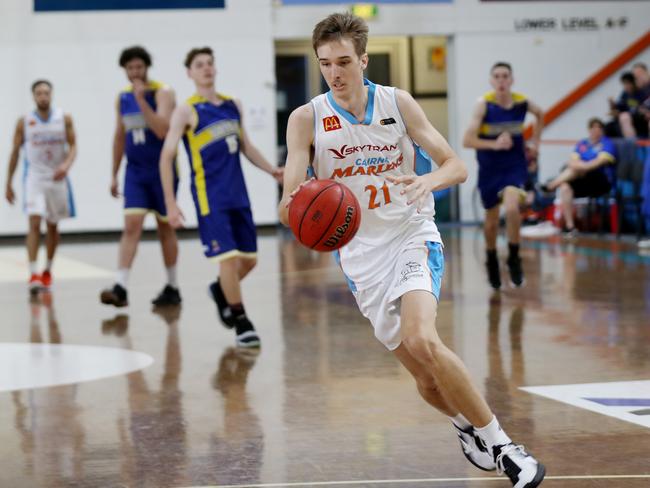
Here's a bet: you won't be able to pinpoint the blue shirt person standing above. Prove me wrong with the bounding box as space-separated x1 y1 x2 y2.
463 62 544 289
159 47 283 348
100 46 181 307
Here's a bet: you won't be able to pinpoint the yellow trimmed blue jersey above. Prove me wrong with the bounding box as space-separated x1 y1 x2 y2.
119 80 168 179
476 91 528 167
182 94 250 216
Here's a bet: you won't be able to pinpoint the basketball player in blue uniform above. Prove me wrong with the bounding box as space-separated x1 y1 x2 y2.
100 46 181 308
160 47 283 348
280 13 545 487
463 62 544 289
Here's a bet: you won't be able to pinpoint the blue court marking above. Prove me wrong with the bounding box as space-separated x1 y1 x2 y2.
584 398 650 407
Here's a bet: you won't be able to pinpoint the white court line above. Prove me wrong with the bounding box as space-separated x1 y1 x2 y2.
183 474 650 488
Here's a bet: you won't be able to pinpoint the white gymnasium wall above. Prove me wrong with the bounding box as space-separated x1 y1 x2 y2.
273 0 650 221
0 0 277 236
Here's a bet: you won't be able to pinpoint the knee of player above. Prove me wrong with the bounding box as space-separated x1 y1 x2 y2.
124 221 143 237
558 182 572 196
402 334 443 365
618 111 632 123
504 201 520 216
484 214 499 230
239 258 257 272
28 218 42 232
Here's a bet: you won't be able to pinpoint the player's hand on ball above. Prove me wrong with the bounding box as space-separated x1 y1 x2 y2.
167 204 185 229
285 177 315 207
387 174 430 212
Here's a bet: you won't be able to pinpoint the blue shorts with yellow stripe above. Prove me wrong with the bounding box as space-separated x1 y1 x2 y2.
478 160 528 209
198 207 257 261
124 167 177 220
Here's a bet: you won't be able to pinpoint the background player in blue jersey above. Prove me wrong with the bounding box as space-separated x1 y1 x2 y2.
101 46 180 308
160 47 283 348
540 118 617 237
463 62 544 290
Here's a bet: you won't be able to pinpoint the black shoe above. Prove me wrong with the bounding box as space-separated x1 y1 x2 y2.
151 285 182 306
507 255 524 288
493 443 545 487
233 315 261 349
486 252 501 290
100 284 128 307
208 280 236 329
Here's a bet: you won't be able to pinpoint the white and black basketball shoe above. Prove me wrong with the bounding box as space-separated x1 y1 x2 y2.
454 424 496 471
493 443 545 487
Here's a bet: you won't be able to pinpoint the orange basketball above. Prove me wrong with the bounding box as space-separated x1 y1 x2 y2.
288 179 361 252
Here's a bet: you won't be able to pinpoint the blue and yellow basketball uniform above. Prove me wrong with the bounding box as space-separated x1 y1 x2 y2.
476 91 529 209
119 80 177 219
182 93 256 261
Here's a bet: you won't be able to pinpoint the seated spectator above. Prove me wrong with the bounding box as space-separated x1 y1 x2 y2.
632 62 650 138
608 72 648 138
539 118 617 236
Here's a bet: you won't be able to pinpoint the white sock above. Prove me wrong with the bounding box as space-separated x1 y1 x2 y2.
29 261 38 274
474 416 511 449
166 265 178 288
45 260 53 272
116 268 130 288
449 413 472 430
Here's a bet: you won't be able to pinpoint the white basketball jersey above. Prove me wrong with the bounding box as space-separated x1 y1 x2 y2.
311 80 442 289
24 108 67 178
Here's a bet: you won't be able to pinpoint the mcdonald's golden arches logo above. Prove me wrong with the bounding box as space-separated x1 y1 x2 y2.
323 115 342 132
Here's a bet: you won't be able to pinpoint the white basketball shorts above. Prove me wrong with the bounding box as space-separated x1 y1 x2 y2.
337 240 444 351
24 175 75 223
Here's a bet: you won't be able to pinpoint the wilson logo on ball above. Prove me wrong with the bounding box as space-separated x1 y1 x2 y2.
323 206 355 248
288 179 361 252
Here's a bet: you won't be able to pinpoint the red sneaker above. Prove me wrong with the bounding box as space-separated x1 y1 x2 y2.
41 270 52 289
29 273 42 292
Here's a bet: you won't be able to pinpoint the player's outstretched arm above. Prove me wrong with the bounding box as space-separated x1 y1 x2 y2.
233 99 283 183
278 103 314 226
160 104 191 228
389 89 467 210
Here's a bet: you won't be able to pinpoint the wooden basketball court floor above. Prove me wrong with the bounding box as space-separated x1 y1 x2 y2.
0 227 649 487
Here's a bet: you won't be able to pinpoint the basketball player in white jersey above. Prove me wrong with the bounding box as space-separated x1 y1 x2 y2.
5 80 77 292
279 13 545 488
